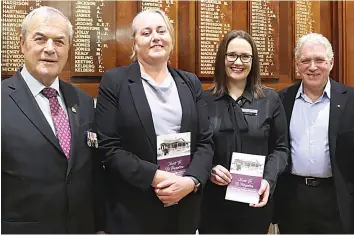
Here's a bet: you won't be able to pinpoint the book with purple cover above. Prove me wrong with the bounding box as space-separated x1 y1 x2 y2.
225 152 266 204
157 132 191 176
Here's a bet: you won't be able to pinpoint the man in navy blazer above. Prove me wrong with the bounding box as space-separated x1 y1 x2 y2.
275 33 354 233
1 6 104 233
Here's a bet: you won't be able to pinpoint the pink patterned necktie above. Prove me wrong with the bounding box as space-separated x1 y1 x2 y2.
42 88 71 159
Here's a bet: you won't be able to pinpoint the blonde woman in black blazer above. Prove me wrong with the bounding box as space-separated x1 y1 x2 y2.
95 9 214 234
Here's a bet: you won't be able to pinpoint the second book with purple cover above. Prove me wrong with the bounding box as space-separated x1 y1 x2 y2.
225 152 266 204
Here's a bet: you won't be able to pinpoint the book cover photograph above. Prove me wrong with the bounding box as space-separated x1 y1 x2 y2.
225 152 266 204
156 132 191 176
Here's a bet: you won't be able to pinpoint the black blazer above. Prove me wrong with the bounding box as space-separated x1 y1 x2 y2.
95 62 214 233
1 71 104 233
202 87 289 202
277 79 354 233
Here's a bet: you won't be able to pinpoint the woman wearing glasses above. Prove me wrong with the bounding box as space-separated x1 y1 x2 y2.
198 30 289 234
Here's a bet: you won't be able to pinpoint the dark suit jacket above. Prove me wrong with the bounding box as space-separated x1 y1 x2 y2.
276 79 354 233
95 62 214 233
1 71 104 233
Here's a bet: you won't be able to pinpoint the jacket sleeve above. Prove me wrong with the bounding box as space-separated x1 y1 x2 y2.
263 92 289 195
95 69 158 192
183 73 215 188
89 96 106 232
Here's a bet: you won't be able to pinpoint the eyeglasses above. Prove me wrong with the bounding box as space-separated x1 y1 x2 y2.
225 53 253 63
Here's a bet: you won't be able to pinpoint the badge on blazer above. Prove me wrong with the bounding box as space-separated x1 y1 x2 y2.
86 131 98 148
241 108 258 116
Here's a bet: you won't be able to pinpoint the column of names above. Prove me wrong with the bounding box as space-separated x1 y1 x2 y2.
295 1 314 43
250 0 279 78
294 1 319 78
73 0 110 74
198 0 232 77
1 0 31 72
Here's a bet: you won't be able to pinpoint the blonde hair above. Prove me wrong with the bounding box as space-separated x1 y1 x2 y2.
130 9 175 61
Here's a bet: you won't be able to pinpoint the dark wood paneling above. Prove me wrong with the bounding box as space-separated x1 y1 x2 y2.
249 1 280 80
177 1 196 73
344 1 354 87
2 1 350 95
196 1 232 78
115 1 138 67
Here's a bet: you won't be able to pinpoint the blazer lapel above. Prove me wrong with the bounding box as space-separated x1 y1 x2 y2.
281 82 300 170
169 68 192 133
328 79 347 160
59 80 80 177
284 82 301 126
8 71 64 155
127 62 156 150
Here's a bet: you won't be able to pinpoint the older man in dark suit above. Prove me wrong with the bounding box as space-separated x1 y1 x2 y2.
1 6 104 233
275 33 354 234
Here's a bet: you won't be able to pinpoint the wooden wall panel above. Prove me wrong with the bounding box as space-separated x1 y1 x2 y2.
115 1 137 67
294 1 320 79
250 1 280 80
266 1 293 91
344 1 354 87
177 1 196 73
232 1 248 31
196 0 232 78
2 0 352 97
70 1 116 78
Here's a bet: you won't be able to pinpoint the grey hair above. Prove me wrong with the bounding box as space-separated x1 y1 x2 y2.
21 6 73 43
130 9 175 61
295 33 334 60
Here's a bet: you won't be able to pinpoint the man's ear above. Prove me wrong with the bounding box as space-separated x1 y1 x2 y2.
20 35 25 54
329 57 334 71
295 60 299 74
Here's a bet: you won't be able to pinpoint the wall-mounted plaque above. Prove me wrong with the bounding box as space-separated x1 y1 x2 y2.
196 0 232 78
250 0 279 79
1 0 32 76
294 0 320 79
139 0 178 67
71 0 116 77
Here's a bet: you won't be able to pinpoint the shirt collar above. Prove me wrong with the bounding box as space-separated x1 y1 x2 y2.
295 77 331 100
21 65 60 98
139 61 173 89
215 85 254 103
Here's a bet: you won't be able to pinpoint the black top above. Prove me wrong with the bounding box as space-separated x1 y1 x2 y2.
203 87 289 196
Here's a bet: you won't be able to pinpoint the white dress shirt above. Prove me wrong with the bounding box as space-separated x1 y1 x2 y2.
21 65 68 136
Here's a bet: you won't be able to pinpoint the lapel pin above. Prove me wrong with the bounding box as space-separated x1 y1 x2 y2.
71 107 76 113
337 105 340 108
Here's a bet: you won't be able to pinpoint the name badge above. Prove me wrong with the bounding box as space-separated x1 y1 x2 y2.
241 108 258 116
86 131 98 148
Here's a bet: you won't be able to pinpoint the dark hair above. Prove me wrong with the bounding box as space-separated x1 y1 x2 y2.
211 30 264 99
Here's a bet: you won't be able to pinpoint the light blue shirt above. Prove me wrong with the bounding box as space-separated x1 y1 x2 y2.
290 79 332 177
21 65 68 136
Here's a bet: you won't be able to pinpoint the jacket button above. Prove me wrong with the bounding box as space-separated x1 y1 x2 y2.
67 180 72 184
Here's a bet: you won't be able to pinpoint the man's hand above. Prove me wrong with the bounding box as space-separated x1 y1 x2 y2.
210 165 232 186
154 176 195 205
249 179 270 208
